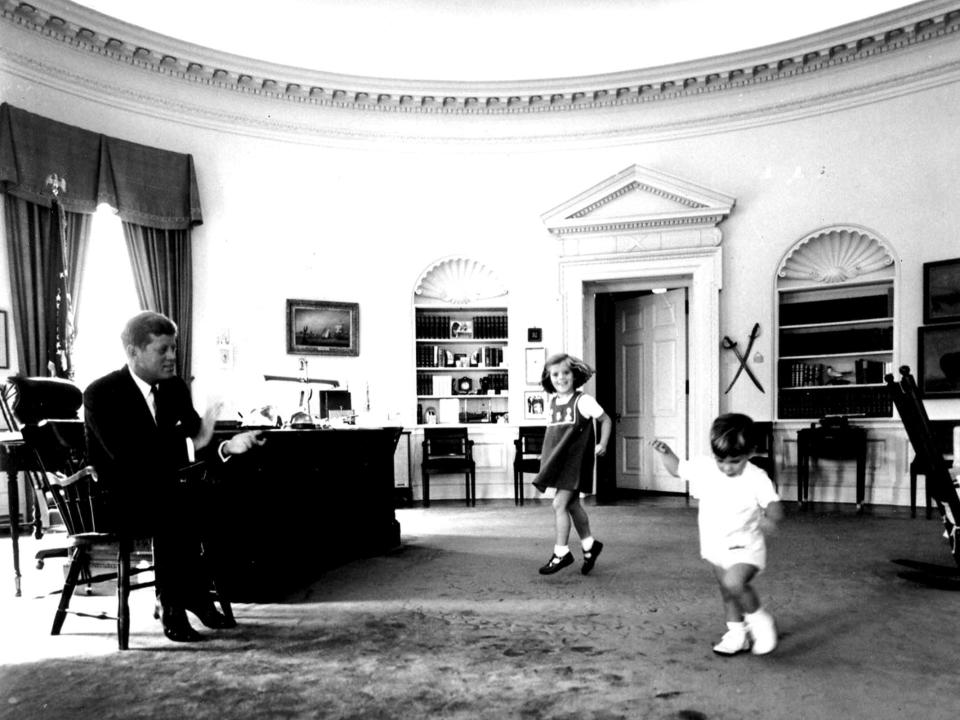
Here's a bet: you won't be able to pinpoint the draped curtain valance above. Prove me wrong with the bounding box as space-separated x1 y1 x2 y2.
0 103 202 229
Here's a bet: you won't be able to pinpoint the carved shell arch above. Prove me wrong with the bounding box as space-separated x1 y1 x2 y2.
777 226 896 284
414 257 508 305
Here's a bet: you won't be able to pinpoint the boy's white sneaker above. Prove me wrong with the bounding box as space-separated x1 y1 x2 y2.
746 610 778 655
712 628 750 656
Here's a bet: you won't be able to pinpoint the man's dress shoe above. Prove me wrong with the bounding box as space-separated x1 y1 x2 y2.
186 603 237 629
161 608 206 643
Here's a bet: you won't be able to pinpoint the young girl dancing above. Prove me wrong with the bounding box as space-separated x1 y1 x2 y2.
651 413 783 655
532 353 612 576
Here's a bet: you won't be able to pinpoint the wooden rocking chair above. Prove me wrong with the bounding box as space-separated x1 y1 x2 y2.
885 366 960 588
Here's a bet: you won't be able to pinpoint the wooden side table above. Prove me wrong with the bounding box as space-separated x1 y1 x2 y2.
796 423 868 511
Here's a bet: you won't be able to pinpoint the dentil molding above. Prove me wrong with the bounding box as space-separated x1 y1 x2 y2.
2 0 960 117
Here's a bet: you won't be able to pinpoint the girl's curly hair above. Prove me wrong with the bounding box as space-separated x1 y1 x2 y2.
540 353 595 393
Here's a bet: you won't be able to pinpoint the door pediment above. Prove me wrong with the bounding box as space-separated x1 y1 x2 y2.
542 165 735 238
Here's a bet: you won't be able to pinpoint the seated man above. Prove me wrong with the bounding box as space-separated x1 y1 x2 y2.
84 311 264 642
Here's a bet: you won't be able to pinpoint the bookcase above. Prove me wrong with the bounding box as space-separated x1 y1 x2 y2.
777 280 894 419
415 307 509 424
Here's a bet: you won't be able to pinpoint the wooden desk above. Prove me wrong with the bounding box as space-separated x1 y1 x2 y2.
206 426 403 601
796 424 868 511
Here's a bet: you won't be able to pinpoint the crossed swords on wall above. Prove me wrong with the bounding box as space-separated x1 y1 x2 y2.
722 322 765 394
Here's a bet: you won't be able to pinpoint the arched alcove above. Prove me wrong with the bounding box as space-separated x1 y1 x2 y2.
412 256 510 426
775 225 899 420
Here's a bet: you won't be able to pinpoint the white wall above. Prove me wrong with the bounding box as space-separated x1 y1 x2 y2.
2 5 959 440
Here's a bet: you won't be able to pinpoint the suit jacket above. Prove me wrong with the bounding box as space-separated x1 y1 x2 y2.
84 367 203 533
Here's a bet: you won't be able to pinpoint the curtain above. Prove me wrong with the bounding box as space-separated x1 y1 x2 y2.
0 103 202 229
2 194 90 377
0 102 201 379
122 223 194 383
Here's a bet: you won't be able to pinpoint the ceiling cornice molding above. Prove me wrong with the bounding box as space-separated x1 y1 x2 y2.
3 0 960 117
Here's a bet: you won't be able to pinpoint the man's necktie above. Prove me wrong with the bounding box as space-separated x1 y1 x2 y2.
149 385 159 424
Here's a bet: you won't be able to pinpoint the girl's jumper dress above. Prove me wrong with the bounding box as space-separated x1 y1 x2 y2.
532 391 597 494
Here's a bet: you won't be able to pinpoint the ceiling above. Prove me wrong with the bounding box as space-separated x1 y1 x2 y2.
71 0 916 82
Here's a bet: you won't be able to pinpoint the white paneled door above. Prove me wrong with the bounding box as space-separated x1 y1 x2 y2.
614 289 687 493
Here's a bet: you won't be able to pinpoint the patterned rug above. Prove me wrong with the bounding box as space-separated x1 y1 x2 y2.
1 502 958 720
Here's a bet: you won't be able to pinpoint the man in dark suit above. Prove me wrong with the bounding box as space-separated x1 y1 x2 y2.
84 311 264 642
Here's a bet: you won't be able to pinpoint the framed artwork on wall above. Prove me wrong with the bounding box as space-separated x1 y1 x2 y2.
525 347 546 385
923 258 960 324
918 323 960 398
286 299 359 356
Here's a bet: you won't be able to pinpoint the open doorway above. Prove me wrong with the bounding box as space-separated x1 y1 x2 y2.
594 286 689 503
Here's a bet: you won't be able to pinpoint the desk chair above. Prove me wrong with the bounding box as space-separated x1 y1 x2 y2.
421 427 475 507
748 421 777 489
1 377 83 570
513 426 545 506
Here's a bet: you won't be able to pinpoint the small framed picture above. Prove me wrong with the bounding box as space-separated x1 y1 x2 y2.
918 323 960 398
527 327 542 342
525 347 546 385
450 320 473 339
923 258 960 324
524 390 548 420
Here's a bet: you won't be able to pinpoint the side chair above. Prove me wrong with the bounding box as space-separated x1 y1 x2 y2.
421 427 476 507
748 421 777 490
513 425 546 506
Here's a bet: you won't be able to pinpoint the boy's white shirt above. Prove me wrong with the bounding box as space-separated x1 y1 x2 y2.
677 457 780 553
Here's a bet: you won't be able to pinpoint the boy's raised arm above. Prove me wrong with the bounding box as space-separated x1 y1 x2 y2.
650 439 680 477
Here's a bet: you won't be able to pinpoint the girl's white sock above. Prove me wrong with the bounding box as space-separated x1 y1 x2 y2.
554 544 570 557
581 536 594 552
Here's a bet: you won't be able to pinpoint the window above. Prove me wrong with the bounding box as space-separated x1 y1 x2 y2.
71 206 139 389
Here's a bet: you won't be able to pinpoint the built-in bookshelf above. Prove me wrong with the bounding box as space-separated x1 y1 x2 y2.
415 307 509 424
777 280 894 419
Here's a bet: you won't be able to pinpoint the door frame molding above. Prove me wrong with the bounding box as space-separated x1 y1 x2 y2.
558 249 721 459
543 165 733 459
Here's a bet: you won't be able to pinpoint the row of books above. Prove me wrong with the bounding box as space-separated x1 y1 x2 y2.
416 373 509 396
781 359 890 388
415 314 508 339
778 387 892 419
416 345 505 368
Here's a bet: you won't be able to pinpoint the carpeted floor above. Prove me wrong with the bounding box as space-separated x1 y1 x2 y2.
1 498 959 720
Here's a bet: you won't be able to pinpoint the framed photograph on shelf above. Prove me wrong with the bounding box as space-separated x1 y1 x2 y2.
286 299 359 356
524 390 548 420
0 310 7 369
450 320 473 339
525 347 546 385
923 258 960 324
918 323 960 398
